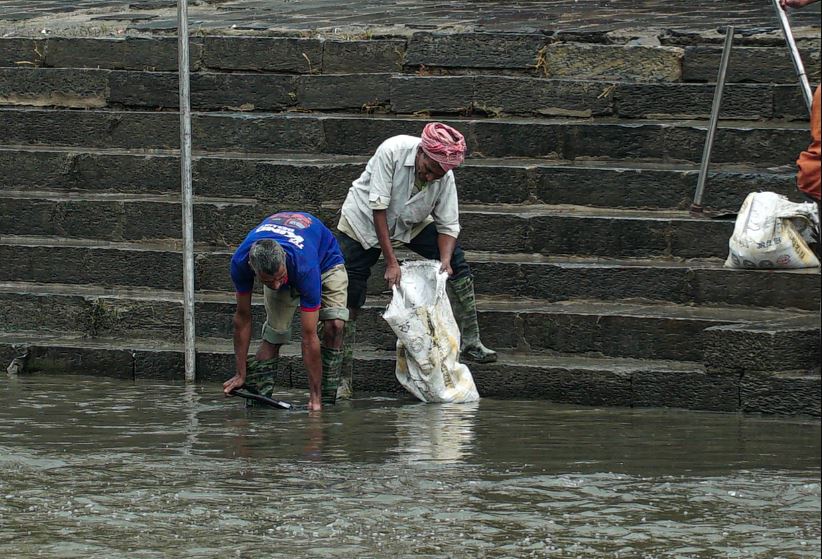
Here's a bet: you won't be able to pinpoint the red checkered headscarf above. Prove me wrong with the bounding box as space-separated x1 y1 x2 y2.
419 122 466 172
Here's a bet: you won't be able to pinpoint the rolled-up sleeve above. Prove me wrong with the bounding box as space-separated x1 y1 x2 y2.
367 145 396 210
432 174 461 238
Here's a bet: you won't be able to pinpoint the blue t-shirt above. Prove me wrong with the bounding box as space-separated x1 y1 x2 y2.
230 212 345 312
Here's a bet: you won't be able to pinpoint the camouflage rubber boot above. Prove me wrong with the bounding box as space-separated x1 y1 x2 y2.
243 357 278 407
321 345 344 405
336 320 356 400
449 276 497 363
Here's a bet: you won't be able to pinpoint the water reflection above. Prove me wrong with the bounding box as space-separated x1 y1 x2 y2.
394 401 479 464
0 375 819 558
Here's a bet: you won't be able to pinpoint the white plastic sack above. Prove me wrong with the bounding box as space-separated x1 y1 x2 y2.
382 260 480 403
725 191 820 269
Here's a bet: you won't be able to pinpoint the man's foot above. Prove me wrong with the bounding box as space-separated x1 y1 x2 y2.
461 344 498 364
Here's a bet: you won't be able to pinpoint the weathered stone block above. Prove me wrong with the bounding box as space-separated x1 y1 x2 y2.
693 268 821 311
202 36 322 73
632 369 740 412
741 372 821 416
45 37 195 71
471 363 633 407
544 43 683 82
0 67 107 108
471 121 562 158
109 71 298 111
615 83 772 119
192 113 324 153
322 39 406 73
773 84 811 121
405 32 547 69
562 122 667 160
453 164 532 204
669 218 734 259
321 117 427 155
0 109 179 149
389 75 474 114
0 38 45 67
663 125 806 166
703 317 821 373
529 214 672 257
683 46 821 83
297 74 391 110
474 76 614 117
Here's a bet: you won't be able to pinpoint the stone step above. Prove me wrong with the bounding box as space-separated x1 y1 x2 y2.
0 190 265 244
0 145 801 211
0 35 818 84
0 108 808 166
2 282 812 362
703 315 821 374
0 282 818 361
0 191 737 258
0 67 810 121
1 331 818 416
1 236 818 310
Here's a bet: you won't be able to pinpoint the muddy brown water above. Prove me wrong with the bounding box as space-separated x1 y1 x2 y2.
0 374 819 558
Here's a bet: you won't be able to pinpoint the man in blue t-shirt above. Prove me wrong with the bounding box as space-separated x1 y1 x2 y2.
223 212 349 411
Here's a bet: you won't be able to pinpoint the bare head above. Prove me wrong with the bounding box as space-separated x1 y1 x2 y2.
248 239 288 289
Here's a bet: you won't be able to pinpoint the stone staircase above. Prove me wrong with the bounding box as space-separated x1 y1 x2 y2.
0 28 819 415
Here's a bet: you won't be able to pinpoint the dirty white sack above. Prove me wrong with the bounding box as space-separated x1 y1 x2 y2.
382 260 480 403
724 192 820 269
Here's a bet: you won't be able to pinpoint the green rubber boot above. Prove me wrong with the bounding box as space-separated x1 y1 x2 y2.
243 357 278 407
449 276 497 364
336 320 356 400
321 345 344 405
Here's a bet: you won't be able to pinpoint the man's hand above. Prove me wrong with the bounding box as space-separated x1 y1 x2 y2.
223 373 246 395
780 0 818 9
384 262 402 289
439 260 454 277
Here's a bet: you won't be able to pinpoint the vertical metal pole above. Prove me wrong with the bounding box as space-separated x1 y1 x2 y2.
691 25 734 213
772 0 814 114
177 0 196 382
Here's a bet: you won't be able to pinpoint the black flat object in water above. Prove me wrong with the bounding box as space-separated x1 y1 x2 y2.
229 387 300 410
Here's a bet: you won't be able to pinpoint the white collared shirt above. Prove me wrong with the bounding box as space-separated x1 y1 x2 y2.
339 135 461 249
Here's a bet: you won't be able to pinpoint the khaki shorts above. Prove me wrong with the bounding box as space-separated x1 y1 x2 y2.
261 264 349 345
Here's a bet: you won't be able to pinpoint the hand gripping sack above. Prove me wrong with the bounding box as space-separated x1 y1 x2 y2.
724 192 820 269
382 260 480 403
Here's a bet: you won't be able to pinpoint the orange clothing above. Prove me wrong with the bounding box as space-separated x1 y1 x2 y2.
796 85 821 201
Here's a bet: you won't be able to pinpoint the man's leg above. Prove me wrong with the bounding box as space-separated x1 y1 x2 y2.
406 223 497 363
245 285 299 404
318 264 350 405
335 231 381 399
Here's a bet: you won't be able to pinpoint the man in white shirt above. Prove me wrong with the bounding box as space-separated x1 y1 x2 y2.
335 122 497 399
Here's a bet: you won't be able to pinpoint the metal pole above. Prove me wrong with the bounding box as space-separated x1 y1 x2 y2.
691 25 734 214
177 0 196 382
772 0 814 114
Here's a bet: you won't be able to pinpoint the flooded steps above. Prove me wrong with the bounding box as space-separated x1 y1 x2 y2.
0 67 812 121
1 332 818 416
2 237 818 310
0 282 817 363
0 108 809 166
0 145 801 211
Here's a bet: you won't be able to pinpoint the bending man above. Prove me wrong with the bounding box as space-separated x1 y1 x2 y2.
336 122 496 399
223 211 349 411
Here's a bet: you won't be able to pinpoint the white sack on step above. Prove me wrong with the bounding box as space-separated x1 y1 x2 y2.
724 191 820 269
382 260 480 403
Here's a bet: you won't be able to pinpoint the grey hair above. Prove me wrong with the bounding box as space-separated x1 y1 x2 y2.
248 239 286 276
